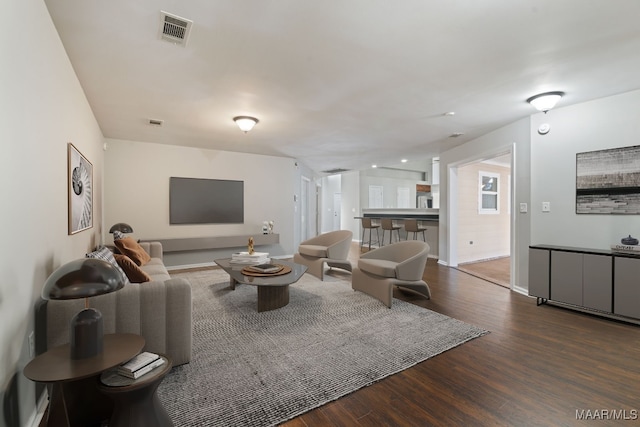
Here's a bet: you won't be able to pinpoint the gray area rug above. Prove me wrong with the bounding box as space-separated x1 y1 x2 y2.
158 268 488 426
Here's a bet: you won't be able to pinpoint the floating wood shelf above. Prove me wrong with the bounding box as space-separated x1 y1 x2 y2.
145 234 280 253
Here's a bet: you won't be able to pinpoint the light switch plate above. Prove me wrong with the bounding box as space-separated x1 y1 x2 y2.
519 203 528 213
542 201 551 212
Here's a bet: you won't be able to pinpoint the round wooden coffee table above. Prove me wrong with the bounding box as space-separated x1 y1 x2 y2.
214 258 308 312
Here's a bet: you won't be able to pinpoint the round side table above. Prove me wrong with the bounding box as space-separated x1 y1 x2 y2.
99 354 173 427
23 333 145 427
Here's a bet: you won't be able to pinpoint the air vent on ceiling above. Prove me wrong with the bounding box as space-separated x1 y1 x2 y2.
449 132 465 138
322 168 350 175
149 119 164 126
159 11 193 47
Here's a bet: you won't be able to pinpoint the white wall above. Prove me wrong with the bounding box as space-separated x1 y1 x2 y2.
1 1 105 424
104 139 296 266
359 168 425 209
530 89 640 248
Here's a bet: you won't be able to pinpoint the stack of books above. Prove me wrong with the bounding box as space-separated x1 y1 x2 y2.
230 251 270 264
118 352 165 379
610 244 640 255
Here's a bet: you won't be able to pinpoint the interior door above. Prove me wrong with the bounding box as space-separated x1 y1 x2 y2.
301 177 310 241
333 193 341 230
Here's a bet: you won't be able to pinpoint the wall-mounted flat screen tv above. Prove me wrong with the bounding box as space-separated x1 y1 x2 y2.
170 177 244 224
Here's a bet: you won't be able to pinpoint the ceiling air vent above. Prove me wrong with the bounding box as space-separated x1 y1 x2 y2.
322 168 350 175
159 11 193 47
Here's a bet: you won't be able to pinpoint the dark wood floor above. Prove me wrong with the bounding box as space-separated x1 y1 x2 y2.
457 256 511 288
281 246 640 427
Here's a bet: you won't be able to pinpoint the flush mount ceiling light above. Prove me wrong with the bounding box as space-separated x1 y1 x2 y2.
527 91 565 113
233 116 259 133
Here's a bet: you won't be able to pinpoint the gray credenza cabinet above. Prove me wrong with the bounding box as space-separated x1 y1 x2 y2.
529 245 640 321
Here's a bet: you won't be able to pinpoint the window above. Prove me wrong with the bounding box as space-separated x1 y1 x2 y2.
479 171 499 214
368 185 383 208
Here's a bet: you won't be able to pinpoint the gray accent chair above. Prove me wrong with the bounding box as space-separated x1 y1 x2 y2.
352 240 431 308
293 230 353 280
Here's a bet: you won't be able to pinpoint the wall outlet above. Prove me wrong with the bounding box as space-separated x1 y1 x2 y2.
519 203 528 213
542 201 551 212
28 331 35 357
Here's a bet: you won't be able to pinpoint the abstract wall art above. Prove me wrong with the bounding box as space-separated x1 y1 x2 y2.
576 144 640 214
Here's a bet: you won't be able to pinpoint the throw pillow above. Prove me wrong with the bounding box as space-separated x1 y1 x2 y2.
114 254 151 283
112 230 125 240
86 246 130 285
114 237 151 266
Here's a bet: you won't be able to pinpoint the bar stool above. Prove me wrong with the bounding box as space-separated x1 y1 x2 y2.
404 218 427 241
360 217 380 250
380 218 401 246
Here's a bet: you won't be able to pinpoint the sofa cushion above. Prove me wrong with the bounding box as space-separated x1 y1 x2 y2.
141 258 171 281
115 237 151 266
358 258 398 278
298 244 328 258
86 246 130 284
114 254 151 283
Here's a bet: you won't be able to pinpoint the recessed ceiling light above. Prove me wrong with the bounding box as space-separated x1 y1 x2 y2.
444 112 456 116
449 132 465 138
401 159 408 163
372 164 377 168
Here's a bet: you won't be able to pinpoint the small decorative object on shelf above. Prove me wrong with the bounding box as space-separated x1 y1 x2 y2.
268 220 274 234
248 237 255 255
262 221 269 234
621 235 639 245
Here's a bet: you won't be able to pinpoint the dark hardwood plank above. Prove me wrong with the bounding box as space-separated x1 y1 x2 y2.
281 245 640 426
457 256 510 288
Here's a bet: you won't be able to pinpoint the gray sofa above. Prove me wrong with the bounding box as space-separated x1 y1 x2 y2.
36 241 192 366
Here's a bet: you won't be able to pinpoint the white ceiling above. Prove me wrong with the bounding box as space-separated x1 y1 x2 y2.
45 0 640 174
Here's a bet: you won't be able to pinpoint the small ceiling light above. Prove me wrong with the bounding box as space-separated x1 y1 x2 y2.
444 112 456 116
372 164 377 168
527 91 565 113
233 116 259 133
401 159 408 163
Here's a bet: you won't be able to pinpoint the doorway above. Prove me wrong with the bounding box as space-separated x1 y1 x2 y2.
332 193 341 230
301 177 311 242
451 152 513 288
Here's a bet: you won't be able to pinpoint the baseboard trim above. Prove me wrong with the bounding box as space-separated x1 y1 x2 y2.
27 389 48 427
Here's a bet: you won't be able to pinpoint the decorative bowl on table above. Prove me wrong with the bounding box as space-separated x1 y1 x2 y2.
621 235 639 245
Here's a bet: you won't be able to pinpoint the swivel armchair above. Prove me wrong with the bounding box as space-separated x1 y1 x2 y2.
352 240 430 308
294 230 353 280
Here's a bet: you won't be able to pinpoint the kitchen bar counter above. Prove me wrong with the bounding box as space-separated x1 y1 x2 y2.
361 208 439 221
355 211 439 258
